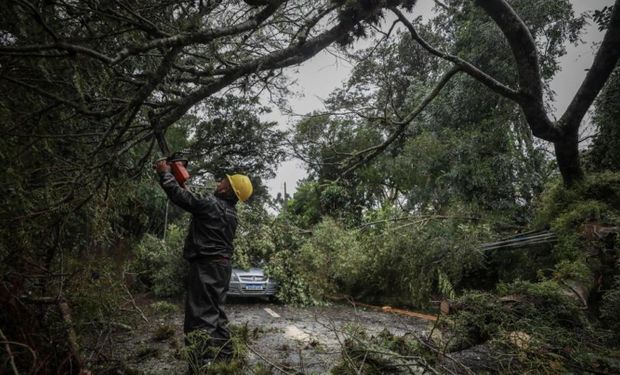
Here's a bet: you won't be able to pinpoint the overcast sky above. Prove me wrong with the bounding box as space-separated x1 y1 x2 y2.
263 0 613 199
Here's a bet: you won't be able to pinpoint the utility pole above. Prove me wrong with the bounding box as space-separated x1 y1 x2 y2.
282 182 288 213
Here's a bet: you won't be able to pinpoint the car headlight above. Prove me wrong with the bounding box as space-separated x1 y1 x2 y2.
231 272 240 282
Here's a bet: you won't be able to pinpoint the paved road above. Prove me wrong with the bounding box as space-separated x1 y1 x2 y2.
115 300 431 374
228 301 430 373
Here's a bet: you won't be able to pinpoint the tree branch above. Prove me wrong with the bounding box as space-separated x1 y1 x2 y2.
155 10 378 131
559 0 620 133
0 76 121 118
0 327 20 375
341 66 461 176
473 0 561 142
209 16 360 76
0 0 284 64
111 1 284 64
390 7 520 102
15 0 59 40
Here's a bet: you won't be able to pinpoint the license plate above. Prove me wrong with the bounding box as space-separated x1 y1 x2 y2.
245 284 264 290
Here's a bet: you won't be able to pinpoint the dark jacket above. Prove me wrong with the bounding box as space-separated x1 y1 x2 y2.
159 172 237 260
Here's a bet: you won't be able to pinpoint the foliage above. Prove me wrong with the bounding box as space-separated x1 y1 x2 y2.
132 224 188 298
285 181 324 228
332 327 436 375
294 218 365 301
1 0 361 365
182 324 251 375
189 96 287 182
67 259 130 329
586 65 620 172
149 301 179 316
600 261 620 339
437 281 620 373
533 172 620 282
268 247 319 306
226 201 317 305
271 209 490 307
0 0 617 371
285 180 367 228
593 5 615 31
263 219 317 306
526 172 620 344
290 0 574 223
233 203 278 270
351 210 490 306
432 0 583 72
0 173 156 371
0 0 389 217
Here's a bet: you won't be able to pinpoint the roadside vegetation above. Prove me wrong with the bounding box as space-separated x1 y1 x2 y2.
2 0 620 373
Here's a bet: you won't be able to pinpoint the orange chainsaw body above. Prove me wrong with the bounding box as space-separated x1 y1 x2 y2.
170 160 190 186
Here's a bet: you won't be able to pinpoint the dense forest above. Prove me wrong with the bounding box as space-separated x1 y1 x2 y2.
1 0 619 373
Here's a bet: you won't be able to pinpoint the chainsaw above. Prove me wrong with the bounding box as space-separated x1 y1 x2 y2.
153 129 190 186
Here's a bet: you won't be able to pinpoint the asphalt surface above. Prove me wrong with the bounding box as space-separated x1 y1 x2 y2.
111 299 431 374
228 301 430 373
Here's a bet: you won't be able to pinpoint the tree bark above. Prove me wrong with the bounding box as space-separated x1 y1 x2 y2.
475 0 620 186
553 131 584 187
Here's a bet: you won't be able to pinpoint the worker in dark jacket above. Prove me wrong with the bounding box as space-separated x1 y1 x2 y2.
154 160 253 367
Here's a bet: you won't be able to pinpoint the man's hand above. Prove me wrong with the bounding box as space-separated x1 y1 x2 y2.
154 158 171 174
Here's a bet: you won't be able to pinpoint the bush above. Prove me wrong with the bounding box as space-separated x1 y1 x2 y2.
533 172 620 321
233 204 277 270
439 281 620 373
270 209 490 307
600 260 620 340
263 218 320 305
182 324 250 374
296 218 365 300
358 215 489 306
534 172 620 260
65 257 129 336
131 224 187 298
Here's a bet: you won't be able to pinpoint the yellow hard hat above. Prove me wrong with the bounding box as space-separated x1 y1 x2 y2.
226 174 253 202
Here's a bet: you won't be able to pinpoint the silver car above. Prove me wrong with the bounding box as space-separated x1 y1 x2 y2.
228 267 278 298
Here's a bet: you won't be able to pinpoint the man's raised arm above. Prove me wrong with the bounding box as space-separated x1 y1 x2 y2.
155 160 208 214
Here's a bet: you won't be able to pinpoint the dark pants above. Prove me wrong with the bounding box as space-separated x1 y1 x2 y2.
184 257 233 361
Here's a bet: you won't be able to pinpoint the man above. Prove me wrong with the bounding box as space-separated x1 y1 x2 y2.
154 159 253 368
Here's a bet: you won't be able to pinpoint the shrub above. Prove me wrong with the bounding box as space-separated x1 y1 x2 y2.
233 204 277 270
358 216 489 306
131 224 187 298
534 172 620 261
296 218 365 300
600 259 620 340
439 281 620 373
533 172 620 323
149 301 179 315
266 243 319 306
271 210 490 307
67 257 128 330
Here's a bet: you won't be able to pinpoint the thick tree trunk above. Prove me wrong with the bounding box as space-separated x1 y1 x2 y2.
553 131 584 187
474 0 620 187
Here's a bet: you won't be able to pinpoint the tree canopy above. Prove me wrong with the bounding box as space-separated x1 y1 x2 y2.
1 0 620 373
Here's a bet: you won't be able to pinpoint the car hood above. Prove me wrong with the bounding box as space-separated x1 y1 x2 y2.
232 268 265 276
